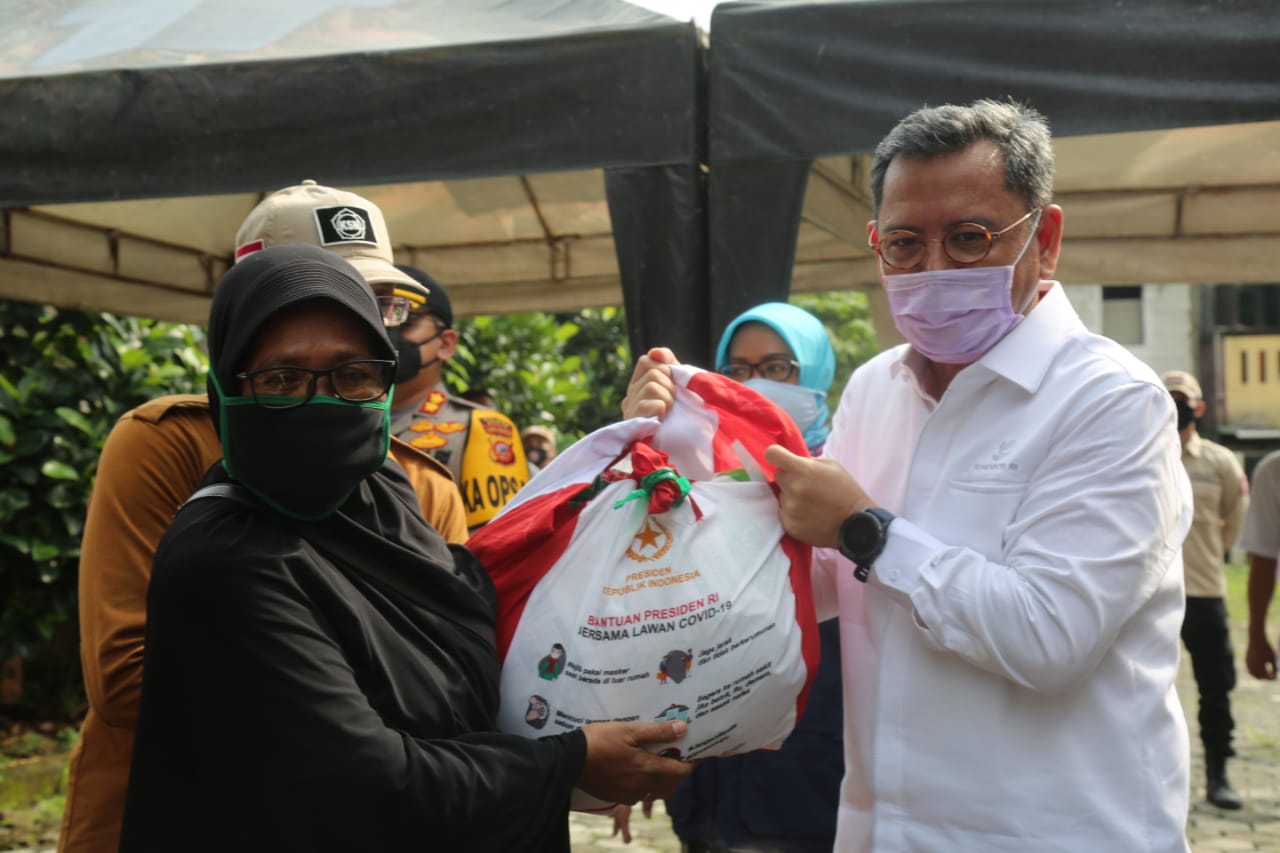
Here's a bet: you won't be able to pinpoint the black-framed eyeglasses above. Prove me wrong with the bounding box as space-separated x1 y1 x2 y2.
235 359 396 410
871 208 1041 270
718 357 799 383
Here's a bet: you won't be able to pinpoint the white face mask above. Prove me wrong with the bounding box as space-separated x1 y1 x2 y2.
744 378 824 433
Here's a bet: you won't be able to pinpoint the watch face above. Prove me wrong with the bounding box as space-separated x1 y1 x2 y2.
841 512 882 560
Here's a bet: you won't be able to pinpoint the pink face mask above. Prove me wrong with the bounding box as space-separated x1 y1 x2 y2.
882 226 1038 365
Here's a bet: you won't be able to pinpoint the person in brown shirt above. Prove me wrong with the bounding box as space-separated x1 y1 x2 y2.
60 183 469 853
1164 369 1248 810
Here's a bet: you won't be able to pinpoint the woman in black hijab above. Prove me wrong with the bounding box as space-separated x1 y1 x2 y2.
120 245 689 852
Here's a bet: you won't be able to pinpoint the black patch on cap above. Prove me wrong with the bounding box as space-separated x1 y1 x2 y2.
312 206 378 247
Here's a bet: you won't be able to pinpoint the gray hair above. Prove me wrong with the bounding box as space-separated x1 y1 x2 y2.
870 99 1055 216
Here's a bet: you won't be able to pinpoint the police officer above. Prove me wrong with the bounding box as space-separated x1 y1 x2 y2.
386 265 529 529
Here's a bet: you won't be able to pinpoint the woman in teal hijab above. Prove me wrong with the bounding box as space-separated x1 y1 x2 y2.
714 302 836 453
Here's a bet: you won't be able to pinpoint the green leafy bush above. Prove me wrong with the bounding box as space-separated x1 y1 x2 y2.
0 301 206 658
448 307 632 443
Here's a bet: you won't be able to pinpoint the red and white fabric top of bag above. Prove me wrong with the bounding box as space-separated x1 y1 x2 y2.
467 365 821 812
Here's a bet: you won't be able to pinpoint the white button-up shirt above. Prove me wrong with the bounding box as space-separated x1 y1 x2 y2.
815 283 1192 852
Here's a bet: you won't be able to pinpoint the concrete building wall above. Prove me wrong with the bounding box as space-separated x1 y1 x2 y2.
1062 282 1197 375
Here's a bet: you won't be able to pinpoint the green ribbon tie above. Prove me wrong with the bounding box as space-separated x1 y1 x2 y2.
614 467 691 510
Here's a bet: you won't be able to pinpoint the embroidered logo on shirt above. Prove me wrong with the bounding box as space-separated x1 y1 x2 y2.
488 438 516 465
410 433 447 450
973 439 1019 472
419 390 448 415
479 416 515 439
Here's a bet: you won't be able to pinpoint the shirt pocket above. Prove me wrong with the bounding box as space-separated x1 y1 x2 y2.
939 477 1030 556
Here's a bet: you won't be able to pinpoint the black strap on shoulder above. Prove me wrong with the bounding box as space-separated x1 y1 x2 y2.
183 482 261 510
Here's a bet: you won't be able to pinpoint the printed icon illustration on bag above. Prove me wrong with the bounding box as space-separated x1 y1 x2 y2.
626 518 673 562
538 643 567 681
525 694 550 730
657 649 693 685
654 703 692 724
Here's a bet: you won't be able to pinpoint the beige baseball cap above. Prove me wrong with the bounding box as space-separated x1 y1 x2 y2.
1161 369 1203 403
234 180 422 299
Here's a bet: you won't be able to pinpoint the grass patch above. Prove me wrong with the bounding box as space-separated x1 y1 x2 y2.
1224 560 1250 623
0 790 66 851
0 725 76 851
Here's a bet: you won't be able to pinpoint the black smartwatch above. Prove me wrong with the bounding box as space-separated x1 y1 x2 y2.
838 508 895 582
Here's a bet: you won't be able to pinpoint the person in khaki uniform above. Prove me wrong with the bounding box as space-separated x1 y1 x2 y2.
384 265 530 531
60 183 469 853
1163 369 1248 810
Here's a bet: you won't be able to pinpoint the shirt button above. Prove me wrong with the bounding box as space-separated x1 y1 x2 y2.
890 569 901 581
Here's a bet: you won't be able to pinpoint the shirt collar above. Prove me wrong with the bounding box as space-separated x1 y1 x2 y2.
976 282 1084 394
887 344 931 401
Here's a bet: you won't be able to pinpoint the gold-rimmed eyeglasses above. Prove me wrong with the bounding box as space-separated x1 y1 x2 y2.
871 208 1041 270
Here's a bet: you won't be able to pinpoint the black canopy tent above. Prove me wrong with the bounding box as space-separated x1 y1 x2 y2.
4 0 1280 367
705 0 1280 343
0 0 707 361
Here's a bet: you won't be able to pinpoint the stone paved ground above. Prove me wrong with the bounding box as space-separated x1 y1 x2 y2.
570 613 1280 852
1181 613 1280 853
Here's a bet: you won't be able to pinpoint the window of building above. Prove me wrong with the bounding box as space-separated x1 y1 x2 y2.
1102 285 1143 345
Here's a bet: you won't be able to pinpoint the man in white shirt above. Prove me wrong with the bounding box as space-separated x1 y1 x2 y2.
1243 450 1280 680
623 99 1192 852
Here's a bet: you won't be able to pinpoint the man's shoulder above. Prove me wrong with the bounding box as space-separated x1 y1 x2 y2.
1253 450 1280 482
844 344 908 390
1040 331 1169 412
446 393 485 412
109 394 218 461
444 394 517 422
460 401 517 424
399 388 508 422
1197 437 1241 467
125 393 211 426
389 437 456 482
1069 332 1162 387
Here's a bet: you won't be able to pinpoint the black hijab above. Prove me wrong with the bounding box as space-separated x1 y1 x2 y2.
199 242 495 644
205 243 395 432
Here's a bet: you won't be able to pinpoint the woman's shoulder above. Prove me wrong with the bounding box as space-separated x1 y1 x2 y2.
152 496 300 594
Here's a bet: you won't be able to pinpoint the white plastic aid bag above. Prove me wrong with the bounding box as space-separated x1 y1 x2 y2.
467 366 820 813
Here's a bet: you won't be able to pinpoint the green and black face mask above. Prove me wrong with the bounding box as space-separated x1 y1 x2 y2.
211 373 392 522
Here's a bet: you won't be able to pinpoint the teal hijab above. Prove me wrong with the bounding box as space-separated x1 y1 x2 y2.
715 302 835 452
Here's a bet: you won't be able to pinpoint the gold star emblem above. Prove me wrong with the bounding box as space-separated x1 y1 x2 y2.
626 519 673 562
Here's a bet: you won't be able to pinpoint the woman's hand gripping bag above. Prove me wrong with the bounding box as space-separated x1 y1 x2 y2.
466 365 821 813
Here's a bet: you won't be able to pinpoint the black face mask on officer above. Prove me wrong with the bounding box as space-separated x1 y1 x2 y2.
1174 398 1198 432
387 319 445 384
